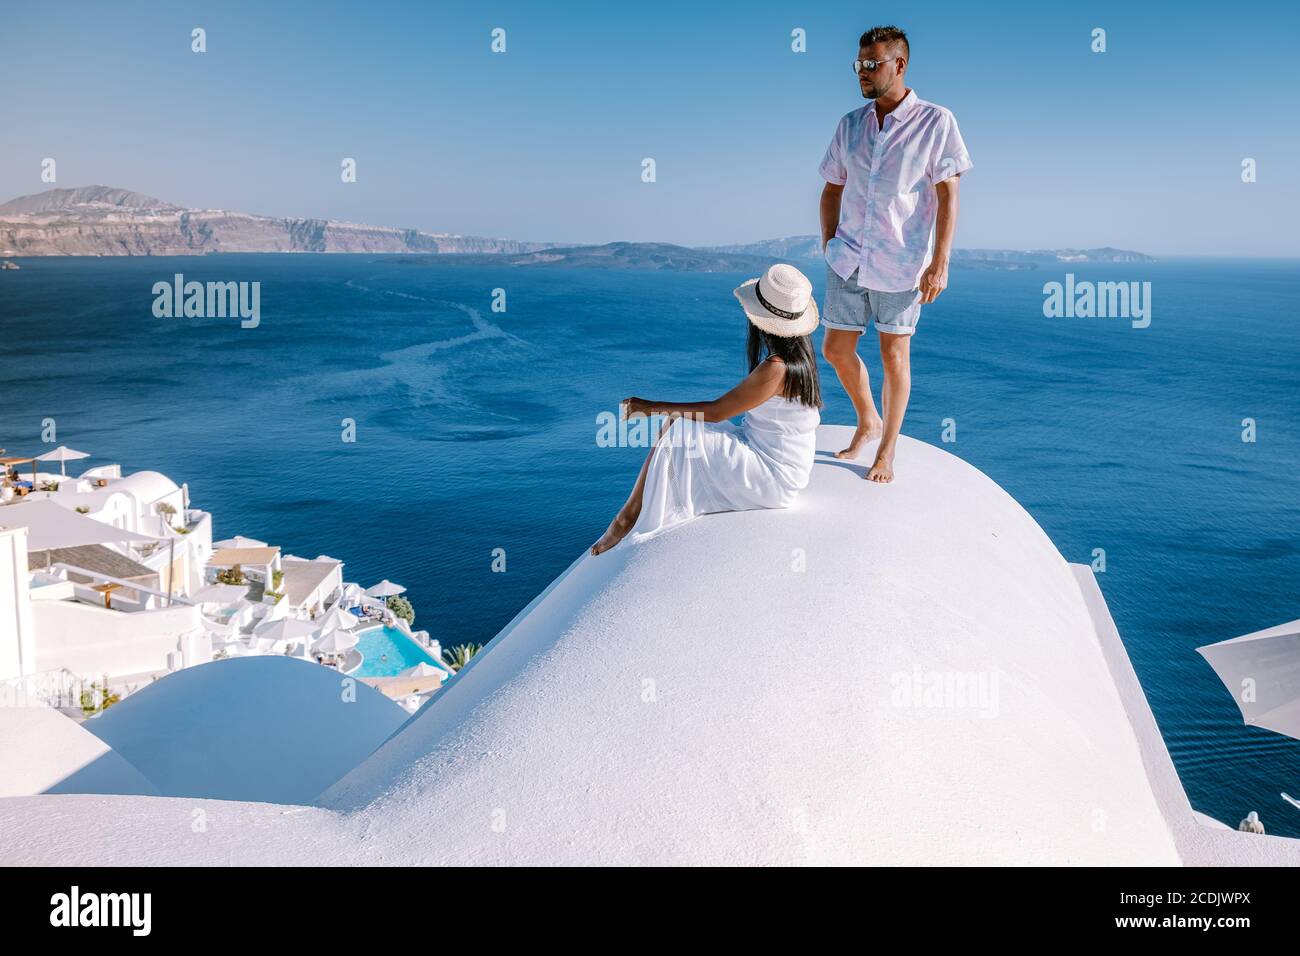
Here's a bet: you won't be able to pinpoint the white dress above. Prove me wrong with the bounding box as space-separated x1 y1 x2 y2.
627 394 820 544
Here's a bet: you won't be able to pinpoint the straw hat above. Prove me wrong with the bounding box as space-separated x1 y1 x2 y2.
733 263 819 337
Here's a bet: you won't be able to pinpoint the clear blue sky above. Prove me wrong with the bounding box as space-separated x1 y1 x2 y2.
3 0 1297 254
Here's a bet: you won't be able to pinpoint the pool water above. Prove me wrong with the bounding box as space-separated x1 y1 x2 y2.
354 626 447 678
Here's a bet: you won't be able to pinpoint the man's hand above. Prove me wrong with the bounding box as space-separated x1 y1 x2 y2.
919 259 948 304
922 176 959 305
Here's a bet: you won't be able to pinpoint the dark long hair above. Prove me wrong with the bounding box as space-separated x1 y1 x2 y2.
747 323 823 409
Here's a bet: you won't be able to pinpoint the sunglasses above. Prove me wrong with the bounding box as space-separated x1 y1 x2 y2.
854 57 895 74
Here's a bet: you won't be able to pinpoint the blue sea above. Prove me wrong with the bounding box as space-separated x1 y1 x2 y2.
2 253 1298 835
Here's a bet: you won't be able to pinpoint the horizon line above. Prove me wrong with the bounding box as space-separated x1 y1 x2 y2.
4 184 1289 259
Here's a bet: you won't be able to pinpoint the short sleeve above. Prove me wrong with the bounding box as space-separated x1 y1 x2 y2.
818 116 848 185
928 111 973 185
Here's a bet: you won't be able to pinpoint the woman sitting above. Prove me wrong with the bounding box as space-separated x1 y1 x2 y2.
592 263 823 555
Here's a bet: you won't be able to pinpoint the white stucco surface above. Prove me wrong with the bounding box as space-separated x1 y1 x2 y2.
2 428 1297 865
320 429 1187 864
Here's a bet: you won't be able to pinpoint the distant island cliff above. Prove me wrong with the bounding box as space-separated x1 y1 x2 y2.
392 242 778 272
0 186 558 257
399 239 1156 273
705 236 1157 268
0 186 1154 270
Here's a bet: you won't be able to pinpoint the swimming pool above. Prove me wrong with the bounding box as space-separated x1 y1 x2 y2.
353 625 448 678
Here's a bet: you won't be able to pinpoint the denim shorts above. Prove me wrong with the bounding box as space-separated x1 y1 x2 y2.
822 266 922 336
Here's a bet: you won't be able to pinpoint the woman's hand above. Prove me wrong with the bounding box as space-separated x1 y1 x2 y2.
621 397 653 419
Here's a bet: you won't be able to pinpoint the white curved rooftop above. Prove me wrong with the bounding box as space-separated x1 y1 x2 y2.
322 427 1179 864
2 428 1297 865
111 469 179 502
76 656 408 805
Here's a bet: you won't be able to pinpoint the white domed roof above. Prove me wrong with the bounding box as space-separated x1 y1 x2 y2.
320 429 1176 864
81 656 407 805
112 469 179 502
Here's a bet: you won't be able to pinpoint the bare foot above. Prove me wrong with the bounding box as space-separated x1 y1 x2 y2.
591 513 636 555
865 448 895 483
833 417 884 460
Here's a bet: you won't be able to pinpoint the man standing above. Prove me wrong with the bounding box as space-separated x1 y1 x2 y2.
819 25 971 482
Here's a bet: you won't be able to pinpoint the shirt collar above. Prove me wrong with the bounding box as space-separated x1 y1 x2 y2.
874 89 919 128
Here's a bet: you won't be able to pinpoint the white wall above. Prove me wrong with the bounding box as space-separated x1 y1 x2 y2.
184 510 213 594
32 600 202 679
0 527 37 681
82 491 136 532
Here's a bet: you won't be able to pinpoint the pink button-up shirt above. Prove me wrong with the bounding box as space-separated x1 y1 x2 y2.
819 90 972 292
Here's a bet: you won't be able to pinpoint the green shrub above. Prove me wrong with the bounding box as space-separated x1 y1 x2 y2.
441 643 483 672
215 564 246 585
79 681 121 717
386 595 415 625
